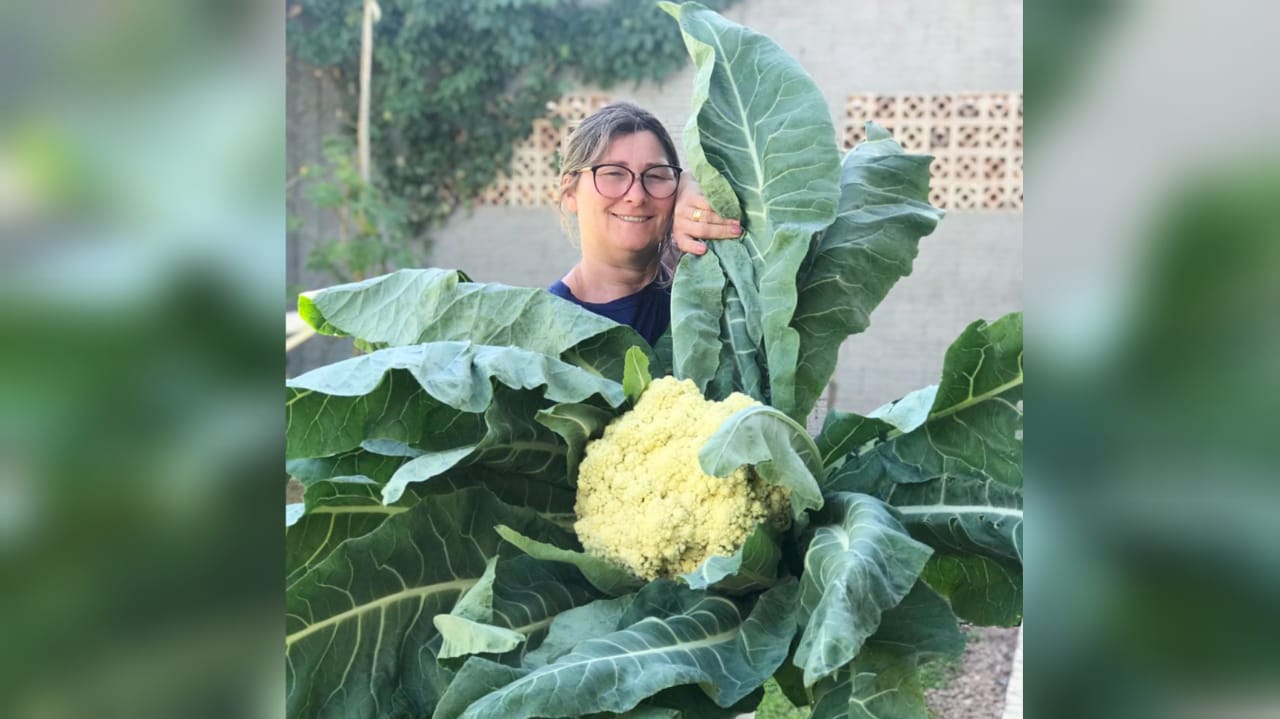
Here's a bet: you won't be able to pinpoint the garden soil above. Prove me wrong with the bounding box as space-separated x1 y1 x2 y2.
925 625 1021 719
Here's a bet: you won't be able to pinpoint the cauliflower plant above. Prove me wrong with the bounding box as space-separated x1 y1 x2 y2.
574 376 791 580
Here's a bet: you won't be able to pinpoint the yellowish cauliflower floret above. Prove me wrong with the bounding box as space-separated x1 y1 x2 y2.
574 376 792 580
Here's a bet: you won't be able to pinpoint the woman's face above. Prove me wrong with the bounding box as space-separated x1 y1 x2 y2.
564 131 677 261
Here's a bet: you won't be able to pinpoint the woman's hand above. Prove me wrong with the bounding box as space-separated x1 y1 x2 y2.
671 178 742 255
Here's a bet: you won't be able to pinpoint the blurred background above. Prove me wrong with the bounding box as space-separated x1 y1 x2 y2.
1025 0 1280 717
1 1 284 717
2 0 1277 718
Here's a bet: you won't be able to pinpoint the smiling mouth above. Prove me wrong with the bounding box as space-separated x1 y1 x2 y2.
613 214 651 223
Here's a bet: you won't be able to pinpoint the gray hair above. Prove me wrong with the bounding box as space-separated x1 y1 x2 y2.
558 102 683 276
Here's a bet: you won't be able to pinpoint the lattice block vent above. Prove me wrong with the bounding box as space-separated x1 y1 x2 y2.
843 92 1023 212
479 95 613 207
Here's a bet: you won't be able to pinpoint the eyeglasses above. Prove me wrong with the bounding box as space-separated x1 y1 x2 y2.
577 163 683 199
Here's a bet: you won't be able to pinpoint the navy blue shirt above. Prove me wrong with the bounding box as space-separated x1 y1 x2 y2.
548 274 671 346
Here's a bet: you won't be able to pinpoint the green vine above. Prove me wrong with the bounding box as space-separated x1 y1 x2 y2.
287 0 739 240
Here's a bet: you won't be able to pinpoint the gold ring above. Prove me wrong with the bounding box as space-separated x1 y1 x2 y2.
691 208 704 222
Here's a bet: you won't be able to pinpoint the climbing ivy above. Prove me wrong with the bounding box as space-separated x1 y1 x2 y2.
287 0 739 236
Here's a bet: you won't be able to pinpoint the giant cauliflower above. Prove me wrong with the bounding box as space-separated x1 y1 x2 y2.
574 376 791 580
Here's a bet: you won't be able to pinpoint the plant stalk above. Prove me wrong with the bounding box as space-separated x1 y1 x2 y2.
357 0 379 185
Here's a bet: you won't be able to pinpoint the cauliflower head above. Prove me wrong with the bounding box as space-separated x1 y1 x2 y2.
574 376 791 580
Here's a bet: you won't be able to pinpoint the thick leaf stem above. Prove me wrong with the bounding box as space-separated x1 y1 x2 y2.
287 577 478 647
308 505 408 516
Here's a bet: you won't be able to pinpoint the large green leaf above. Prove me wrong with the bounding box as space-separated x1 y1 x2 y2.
285 478 414 587
795 493 933 687
699 404 826 521
792 124 944 422
435 560 527 661
298 267 650 381
534 401 615 487
710 246 767 401
449 579 800 718
287 361 486 460
618 684 765 719
291 458 577 528
425 466 578 527
382 388 570 503
802 583 962 719
840 472 1024 563
651 327 675 378
823 313 1023 488
495 525 644 597
669 252 725 392
622 346 652 405
466 389 570 476
807 585 963 719
488 555 603 661
815 385 937 473
383 445 480 503
522 594 636 669
284 488 587 719
436 662 757 719
920 554 1023 626
286 341 624 460
445 557 500 623
433 658 529 719
297 267 466 340
609 709 681 719
663 1 841 418
287 449 411 487
809 648 931 719
435 554 604 666
866 581 965 659
679 523 782 594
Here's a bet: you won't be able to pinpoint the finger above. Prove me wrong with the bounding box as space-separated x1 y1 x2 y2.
702 218 744 238
674 212 742 240
673 234 708 255
685 204 739 228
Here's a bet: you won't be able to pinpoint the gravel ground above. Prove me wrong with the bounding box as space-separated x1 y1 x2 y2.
925 625 1021 719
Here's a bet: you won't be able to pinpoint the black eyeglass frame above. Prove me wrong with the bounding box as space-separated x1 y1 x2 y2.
576 163 684 199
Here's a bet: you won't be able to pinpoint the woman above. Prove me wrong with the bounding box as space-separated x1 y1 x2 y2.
549 102 740 345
